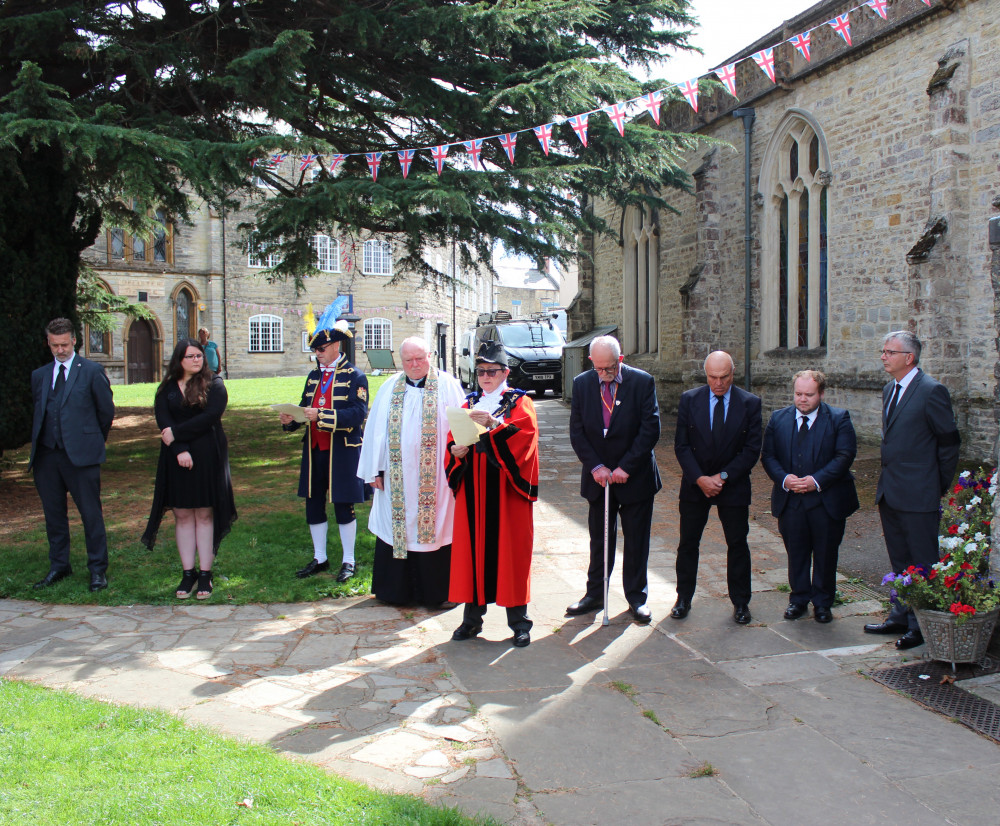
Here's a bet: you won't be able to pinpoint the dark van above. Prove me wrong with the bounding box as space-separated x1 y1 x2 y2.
469 311 564 395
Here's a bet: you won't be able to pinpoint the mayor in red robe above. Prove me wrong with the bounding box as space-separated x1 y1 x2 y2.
446 340 539 647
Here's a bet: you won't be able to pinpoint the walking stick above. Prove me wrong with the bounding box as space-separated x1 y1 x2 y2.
602 482 610 627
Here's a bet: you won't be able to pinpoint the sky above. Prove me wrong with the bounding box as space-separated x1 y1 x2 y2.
655 0 817 84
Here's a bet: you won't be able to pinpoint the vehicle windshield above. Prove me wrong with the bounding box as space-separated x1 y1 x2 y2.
497 323 564 348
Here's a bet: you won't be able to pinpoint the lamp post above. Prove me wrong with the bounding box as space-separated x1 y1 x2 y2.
733 107 755 391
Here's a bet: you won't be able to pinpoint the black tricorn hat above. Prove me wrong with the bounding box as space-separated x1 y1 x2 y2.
475 339 508 366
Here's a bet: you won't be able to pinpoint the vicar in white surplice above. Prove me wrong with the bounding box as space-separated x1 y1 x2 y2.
357 337 465 605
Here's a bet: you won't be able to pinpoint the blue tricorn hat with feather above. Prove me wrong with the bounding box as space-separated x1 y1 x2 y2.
308 297 352 349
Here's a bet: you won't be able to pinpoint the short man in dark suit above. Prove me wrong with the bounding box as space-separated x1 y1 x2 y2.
865 330 960 650
672 351 762 624
567 335 661 623
761 370 859 623
29 317 115 592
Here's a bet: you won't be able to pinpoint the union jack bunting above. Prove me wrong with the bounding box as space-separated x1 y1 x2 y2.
641 91 663 124
714 63 738 97
789 31 811 61
328 154 348 174
431 144 450 175
498 132 518 164
677 79 699 112
269 153 288 166
865 0 888 19
603 103 629 136
299 154 318 171
365 152 382 182
250 157 261 168
533 123 555 155
462 139 485 170
397 149 416 179
921 0 930 4
568 114 589 146
752 48 777 83
829 13 852 46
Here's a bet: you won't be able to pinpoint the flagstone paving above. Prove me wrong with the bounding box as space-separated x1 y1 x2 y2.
3 396 1000 825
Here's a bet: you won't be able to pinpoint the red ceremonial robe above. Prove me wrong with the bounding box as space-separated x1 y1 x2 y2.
446 390 539 607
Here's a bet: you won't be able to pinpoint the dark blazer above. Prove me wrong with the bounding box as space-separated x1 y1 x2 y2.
569 363 661 504
876 369 960 513
29 355 114 469
674 384 761 506
761 402 860 521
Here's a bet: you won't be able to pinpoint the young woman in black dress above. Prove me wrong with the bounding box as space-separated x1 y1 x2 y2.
141 338 236 598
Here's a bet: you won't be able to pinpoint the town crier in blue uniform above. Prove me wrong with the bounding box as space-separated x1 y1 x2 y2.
279 304 368 583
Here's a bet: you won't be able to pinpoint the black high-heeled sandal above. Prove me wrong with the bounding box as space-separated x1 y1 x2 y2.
176 568 198 599
196 570 213 600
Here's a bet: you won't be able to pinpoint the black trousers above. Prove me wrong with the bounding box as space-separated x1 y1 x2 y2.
675 498 751 605
463 601 532 633
32 445 108 576
778 504 846 609
584 490 654 607
879 502 940 631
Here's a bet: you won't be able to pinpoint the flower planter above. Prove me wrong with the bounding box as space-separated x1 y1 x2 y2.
914 607 1000 669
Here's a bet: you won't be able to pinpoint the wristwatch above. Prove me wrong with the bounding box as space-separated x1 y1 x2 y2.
720 471 729 481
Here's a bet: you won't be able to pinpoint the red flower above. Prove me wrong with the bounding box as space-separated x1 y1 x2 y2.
949 603 976 616
961 562 973 571
944 573 961 588
948 525 959 535
927 569 938 580
953 484 963 494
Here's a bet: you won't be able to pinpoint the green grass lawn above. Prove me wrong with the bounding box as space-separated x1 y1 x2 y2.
0 375 388 605
0 679 495 826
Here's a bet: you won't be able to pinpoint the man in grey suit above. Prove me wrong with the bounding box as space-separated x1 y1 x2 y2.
864 330 960 649
29 318 115 592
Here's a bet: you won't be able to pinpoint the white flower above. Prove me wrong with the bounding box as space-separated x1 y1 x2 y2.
958 523 970 535
960 470 971 479
939 536 960 550
975 532 987 542
969 496 982 506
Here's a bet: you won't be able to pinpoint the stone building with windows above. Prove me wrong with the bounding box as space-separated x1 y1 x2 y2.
570 0 1000 458
80 161 492 383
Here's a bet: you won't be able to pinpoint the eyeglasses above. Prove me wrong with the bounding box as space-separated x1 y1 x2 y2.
593 365 618 375
880 349 910 357
476 368 503 377
183 354 204 360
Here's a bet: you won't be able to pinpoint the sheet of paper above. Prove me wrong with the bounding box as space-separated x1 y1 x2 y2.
270 403 308 423
447 406 488 446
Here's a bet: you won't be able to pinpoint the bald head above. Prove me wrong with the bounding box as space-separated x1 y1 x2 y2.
704 351 735 396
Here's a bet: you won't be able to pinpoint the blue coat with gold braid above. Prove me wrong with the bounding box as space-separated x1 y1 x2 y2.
284 353 368 502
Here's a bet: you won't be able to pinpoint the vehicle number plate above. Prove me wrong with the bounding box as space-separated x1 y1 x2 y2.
534 374 554 381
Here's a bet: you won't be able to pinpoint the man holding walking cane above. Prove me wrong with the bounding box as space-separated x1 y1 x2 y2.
567 336 661 624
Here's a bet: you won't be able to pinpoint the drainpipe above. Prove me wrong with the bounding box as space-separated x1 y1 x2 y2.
733 107 755 391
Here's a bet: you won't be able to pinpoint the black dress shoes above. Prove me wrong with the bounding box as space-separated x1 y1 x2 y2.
451 623 483 641
34 568 72 589
863 620 908 635
629 603 652 624
89 573 108 592
733 604 752 625
895 629 925 650
814 606 833 624
512 631 531 647
783 603 808 620
670 598 691 619
336 562 355 583
296 558 330 579
566 595 603 616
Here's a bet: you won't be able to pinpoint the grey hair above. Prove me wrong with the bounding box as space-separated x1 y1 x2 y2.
399 336 430 356
589 335 621 359
883 330 921 363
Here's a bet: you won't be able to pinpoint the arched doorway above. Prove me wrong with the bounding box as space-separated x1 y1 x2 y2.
127 318 155 384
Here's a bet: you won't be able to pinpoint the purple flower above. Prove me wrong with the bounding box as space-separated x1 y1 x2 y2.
881 573 897 585
889 588 899 604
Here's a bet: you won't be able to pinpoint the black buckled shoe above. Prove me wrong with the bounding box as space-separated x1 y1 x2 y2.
336 562 355 583
296 558 330 579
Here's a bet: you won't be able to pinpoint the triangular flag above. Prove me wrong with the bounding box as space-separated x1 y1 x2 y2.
431 144 450 175
533 123 555 155
677 79 699 113
498 132 518 164
269 152 288 167
329 154 347 174
603 103 629 136
568 114 589 146
714 64 738 97
752 48 777 84
829 13 852 46
299 154 318 171
397 149 415 178
865 0 888 19
365 152 382 182
789 31 811 62
462 139 485 170
641 91 663 124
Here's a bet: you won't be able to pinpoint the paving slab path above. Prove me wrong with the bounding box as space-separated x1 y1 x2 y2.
3 396 1000 825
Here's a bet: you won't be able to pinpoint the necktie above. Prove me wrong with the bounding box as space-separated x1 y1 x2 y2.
712 394 725 442
601 382 615 429
885 383 901 422
798 415 809 440
54 363 66 397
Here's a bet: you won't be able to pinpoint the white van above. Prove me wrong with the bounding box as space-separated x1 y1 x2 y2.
457 328 477 388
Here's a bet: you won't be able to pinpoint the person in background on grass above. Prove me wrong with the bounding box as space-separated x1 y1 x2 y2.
142 338 236 599
358 337 465 606
198 327 221 375
281 306 368 583
29 317 115 593
446 340 539 647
